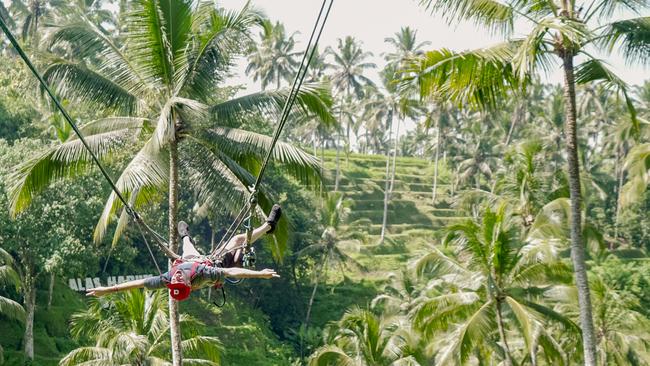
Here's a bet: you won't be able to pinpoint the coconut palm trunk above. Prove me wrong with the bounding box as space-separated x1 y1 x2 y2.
431 116 441 205
380 113 394 243
561 51 598 366
305 252 328 327
495 299 514 366
23 273 35 360
168 134 182 366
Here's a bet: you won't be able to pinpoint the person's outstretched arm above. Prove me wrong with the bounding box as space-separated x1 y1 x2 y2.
86 278 147 297
222 267 280 279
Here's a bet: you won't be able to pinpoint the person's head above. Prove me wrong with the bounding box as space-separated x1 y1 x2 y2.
167 269 191 301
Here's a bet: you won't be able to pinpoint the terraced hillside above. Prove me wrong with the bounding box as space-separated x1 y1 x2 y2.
320 150 466 273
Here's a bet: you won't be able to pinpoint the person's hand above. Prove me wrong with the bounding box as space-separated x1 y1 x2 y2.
86 286 112 297
259 268 280 279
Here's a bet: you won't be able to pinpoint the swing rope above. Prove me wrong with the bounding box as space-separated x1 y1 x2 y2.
209 0 334 262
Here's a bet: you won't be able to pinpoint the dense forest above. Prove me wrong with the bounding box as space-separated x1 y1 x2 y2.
0 0 649 365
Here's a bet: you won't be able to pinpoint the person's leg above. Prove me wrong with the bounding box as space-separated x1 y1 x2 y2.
182 236 202 259
221 204 282 264
178 221 202 259
222 223 271 265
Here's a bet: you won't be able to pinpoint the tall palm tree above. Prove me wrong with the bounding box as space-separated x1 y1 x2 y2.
384 26 430 69
60 289 223 366
410 2 650 362
414 203 578 365
7 2 332 364
299 192 364 327
326 36 376 189
246 19 301 90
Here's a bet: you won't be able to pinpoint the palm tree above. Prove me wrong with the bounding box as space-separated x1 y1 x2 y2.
326 36 376 189
410 2 650 362
384 27 430 65
309 307 414 366
414 203 578 365
299 192 364 328
549 274 650 366
60 289 223 366
7 2 332 364
246 19 301 90
0 247 25 364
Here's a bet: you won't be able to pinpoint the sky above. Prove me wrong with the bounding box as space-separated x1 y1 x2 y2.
221 0 649 95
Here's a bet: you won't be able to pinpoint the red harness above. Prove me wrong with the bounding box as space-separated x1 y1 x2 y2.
165 258 222 301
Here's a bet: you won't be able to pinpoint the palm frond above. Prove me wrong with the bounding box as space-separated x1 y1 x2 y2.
436 300 495 364
43 61 139 115
418 0 515 36
621 143 650 207
127 0 190 89
415 245 469 278
0 296 25 323
575 58 638 134
58 346 112 366
77 117 150 137
204 127 321 186
181 1 263 99
94 141 168 244
585 0 648 21
0 264 21 290
602 17 650 67
209 83 335 128
308 344 357 366
410 43 524 110
505 296 537 350
181 336 223 364
46 12 147 92
8 130 134 215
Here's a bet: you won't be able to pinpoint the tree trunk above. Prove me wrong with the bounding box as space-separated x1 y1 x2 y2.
334 130 341 192
23 275 36 360
505 103 520 146
168 136 183 366
305 253 327 326
613 146 624 244
320 139 325 208
561 52 598 366
431 117 441 206
47 272 54 310
380 113 394 243
495 299 514 366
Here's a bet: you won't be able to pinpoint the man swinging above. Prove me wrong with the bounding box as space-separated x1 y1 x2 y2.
87 205 283 300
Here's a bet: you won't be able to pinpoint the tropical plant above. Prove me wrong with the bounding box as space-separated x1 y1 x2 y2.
298 192 365 327
0 247 25 326
549 274 650 366
326 36 376 187
6 1 333 364
410 2 650 362
60 289 223 366
414 203 578 365
309 307 416 366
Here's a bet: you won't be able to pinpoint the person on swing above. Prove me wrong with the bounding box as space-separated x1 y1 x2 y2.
87 205 283 300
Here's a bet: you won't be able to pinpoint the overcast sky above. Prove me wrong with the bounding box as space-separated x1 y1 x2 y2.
221 0 649 94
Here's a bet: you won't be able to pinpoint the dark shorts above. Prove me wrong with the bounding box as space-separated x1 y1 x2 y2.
220 251 242 268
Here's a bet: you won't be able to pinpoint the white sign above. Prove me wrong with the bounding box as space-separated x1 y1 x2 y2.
68 274 152 291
